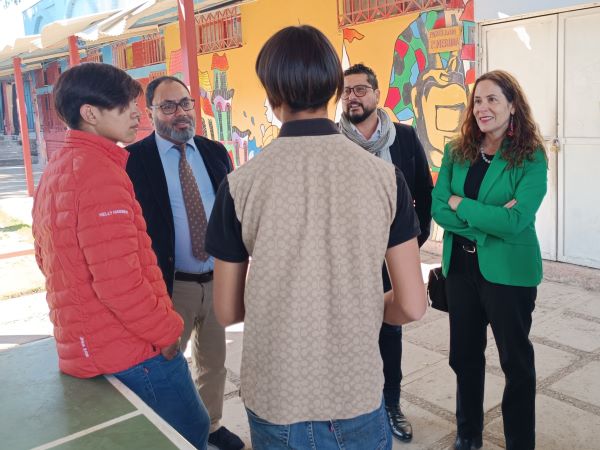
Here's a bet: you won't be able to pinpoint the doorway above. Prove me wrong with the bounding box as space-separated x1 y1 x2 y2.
480 6 600 268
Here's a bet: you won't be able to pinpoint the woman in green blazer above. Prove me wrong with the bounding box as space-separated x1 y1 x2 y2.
431 70 547 450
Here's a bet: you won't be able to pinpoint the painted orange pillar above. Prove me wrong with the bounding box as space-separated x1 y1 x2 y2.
12 57 35 197
177 0 203 135
68 35 81 66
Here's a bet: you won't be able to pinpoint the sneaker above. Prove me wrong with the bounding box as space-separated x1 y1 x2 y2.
385 404 413 442
208 426 245 450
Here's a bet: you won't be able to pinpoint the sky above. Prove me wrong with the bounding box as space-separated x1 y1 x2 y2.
0 1 34 48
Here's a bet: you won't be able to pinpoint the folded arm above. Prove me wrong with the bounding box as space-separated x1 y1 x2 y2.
431 146 487 244
455 151 547 239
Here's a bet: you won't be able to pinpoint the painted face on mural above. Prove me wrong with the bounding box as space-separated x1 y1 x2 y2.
473 79 515 139
342 74 380 125
411 62 468 167
148 80 196 144
264 98 282 127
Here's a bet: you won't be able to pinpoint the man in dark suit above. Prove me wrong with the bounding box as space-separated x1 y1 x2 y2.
339 63 433 443
126 76 243 450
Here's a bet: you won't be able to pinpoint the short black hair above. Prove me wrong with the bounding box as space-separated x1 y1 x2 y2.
255 25 343 112
145 76 190 107
54 62 142 130
344 63 379 90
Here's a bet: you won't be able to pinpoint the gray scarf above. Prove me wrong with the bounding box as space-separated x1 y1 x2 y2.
339 108 396 163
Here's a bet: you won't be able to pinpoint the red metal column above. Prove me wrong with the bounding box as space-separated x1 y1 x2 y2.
12 57 35 197
68 35 81 66
178 0 203 135
29 73 46 166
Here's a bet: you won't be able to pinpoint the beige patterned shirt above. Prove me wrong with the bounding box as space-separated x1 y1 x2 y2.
206 119 420 424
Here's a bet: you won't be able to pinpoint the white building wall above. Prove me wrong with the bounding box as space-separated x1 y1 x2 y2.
476 0 600 21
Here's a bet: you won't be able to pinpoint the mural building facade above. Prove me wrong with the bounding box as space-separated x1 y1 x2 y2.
1 0 474 177
161 0 475 180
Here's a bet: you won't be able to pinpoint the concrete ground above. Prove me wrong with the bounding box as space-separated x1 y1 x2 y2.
2 148 600 449
2 262 600 450
0 160 46 300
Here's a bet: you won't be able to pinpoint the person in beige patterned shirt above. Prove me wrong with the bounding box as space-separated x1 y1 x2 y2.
206 25 427 450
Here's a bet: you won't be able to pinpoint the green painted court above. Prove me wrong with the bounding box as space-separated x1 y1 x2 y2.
0 338 195 450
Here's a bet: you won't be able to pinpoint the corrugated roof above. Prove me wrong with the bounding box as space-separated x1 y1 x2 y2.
0 0 245 74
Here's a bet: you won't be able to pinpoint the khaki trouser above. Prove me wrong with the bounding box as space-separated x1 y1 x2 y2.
172 279 226 433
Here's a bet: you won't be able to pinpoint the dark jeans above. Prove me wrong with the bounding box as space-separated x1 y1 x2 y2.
379 322 403 407
446 241 537 450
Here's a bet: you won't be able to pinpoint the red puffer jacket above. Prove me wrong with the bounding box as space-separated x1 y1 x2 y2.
32 130 183 378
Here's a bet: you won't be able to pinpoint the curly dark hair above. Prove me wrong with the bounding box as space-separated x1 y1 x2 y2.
452 70 545 168
344 63 379 89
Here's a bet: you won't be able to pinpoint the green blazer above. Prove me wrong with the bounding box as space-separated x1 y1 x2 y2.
431 142 548 287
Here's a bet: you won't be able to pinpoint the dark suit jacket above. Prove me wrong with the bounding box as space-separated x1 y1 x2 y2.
126 132 233 295
390 123 433 247
382 123 433 292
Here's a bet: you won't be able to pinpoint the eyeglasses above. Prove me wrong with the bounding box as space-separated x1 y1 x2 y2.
151 98 195 115
342 85 374 99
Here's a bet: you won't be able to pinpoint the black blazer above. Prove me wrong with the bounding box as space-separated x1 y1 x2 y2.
126 132 233 295
389 123 433 247
382 123 433 292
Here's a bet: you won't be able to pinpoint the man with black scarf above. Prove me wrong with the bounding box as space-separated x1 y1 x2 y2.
340 63 433 443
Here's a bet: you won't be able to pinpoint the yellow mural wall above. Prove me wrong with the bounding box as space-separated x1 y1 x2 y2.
164 0 340 165
162 0 475 171
342 6 476 170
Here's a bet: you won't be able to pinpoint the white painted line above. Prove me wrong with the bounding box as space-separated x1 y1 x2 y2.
31 411 142 450
105 375 196 450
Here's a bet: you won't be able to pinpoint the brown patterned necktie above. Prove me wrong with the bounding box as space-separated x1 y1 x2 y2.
176 143 209 261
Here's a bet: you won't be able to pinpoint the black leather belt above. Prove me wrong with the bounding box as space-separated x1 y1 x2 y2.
175 271 213 284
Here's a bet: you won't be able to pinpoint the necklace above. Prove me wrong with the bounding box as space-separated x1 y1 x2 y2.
480 148 493 164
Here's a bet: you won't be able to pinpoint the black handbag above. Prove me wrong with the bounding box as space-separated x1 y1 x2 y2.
427 267 448 312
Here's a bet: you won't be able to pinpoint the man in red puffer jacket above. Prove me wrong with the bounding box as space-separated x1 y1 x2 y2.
32 63 209 450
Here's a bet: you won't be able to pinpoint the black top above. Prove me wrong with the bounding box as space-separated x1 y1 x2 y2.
278 118 340 137
206 118 421 263
388 123 433 247
381 123 433 292
455 153 493 246
464 153 493 200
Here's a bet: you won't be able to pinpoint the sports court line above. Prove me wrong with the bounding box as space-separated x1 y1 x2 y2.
0 248 35 259
106 375 196 449
31 410 142 450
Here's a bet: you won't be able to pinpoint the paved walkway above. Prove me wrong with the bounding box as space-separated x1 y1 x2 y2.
2 142 600 449
2 253 599 449
0 163 43 200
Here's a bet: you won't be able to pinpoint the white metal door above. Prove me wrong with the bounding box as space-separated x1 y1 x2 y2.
557 8 600 268
481 15 559 261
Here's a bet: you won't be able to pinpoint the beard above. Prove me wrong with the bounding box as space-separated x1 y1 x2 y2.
155 115 196 143
343 102 376 125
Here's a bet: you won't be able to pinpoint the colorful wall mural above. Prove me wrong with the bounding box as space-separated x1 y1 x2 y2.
338 1 475 175
163 0 340 167
1 0 475 172
384 4 475 169
160 0 474 175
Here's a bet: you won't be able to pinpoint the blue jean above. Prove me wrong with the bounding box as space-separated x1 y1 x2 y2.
113 352 209 449
246 399 392 450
